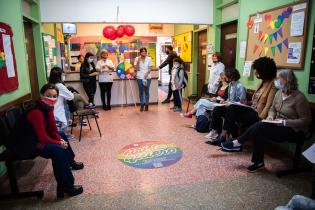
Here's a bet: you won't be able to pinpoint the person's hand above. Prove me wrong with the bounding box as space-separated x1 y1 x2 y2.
60 139 68 149
210 97 216 102
267 116 274 120
144 72 149 79
207 83 211 91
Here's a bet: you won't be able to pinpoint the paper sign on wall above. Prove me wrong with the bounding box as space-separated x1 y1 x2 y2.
290 11 305 36
2 34 15 78
239 41 246 59
243 61 253 77
287 42 301 64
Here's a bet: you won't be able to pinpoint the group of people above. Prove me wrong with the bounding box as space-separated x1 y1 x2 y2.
181 55 311 172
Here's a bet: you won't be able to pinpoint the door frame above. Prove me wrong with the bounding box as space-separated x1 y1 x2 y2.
197 29 207 96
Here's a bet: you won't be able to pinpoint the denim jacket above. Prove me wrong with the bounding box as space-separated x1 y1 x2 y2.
227 81 246 102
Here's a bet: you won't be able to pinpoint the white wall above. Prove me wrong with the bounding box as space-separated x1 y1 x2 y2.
75 23 175 37
40 0 213 24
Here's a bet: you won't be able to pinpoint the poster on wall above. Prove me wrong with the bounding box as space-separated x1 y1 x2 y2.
42 33 57 79
0 22 19 94
173 32 192 63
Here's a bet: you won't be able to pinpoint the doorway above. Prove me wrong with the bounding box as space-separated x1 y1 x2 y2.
197 30 207 97
24 20 40 100
220 21 237 68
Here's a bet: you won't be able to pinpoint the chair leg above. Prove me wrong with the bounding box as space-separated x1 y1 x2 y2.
86 115 91 130
70 114 75 134
276 143 303 178
79 115 83 141
94 115 102 137
0 161 44 200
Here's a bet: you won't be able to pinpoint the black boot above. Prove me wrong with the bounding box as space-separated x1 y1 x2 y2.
57 185 83 198
71 161 84 170
107 105 111 110
145 105 149 111
140 105 144 112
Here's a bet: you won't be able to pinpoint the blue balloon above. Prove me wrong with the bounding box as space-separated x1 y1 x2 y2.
120 74 126 79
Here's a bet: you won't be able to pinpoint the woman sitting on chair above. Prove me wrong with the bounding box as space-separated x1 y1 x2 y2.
27 84 84 198
182 71 229 118
221 69 311 172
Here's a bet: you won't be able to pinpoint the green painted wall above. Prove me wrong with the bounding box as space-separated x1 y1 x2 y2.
0 1 31 107
236 0 315 102
0 0 44 177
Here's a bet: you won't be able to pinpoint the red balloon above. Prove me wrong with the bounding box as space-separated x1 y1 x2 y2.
103 26 115 39
116 25 125 38
124 25 135 36
108 33 117 40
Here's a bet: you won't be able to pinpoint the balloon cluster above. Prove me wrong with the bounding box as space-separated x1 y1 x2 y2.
116 62 135 80
0 51 5 69
103 25 135 40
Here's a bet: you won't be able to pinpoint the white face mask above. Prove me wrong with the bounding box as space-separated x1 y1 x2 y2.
173 63 179 68
88 58 94 63
61 75 66 82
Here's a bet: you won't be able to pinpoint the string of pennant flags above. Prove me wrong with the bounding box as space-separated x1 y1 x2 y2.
253 37 288 57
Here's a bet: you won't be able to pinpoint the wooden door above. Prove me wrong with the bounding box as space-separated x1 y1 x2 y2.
24 21 40 100
197 30 207 97
221 21 237 68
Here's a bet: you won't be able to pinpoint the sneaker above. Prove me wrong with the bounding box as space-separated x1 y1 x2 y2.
161 99 170 104
180 112 193 118
207 135 226 146
205 130 218 139
221 141 242 152
247 163 265 173
173 107 182 112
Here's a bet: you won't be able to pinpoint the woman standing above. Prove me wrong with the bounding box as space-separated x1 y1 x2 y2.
49 67 74 130
221 69 311 172
27 84 83 198
75 54 84 72
80 53 98 108
96 50 115 110
134 47 153 112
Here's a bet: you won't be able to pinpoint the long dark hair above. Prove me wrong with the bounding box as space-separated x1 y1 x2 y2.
48 66 63 84
225 67 240 82
37 83 59 120
83 52 95 69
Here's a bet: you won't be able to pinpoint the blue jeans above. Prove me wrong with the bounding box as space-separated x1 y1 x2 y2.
173 89 182 109
34 131 75 188
137 79 151 105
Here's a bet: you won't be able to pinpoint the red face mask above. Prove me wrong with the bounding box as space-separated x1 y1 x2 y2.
41 97 57 107
212 56 218 62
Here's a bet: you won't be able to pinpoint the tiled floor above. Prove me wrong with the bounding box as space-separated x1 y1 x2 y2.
0 90 312 209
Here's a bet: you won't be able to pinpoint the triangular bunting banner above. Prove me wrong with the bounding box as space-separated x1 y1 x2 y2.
258 46 263 56
258 31 263 40
263 33 269 43
273 32 278 41
283 38 289 48
268 34 273 44
277 43 282 53
264 47 269 55
253 44 259 54
277 28 283 38
271 46 275 57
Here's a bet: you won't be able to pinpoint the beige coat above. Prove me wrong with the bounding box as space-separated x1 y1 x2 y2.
253 80 277 119
268 90 311 135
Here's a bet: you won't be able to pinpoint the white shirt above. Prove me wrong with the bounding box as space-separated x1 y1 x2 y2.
134 56 153 79
96 59 114 82
208 62 225 94
54 83 74 128
171 67 177 91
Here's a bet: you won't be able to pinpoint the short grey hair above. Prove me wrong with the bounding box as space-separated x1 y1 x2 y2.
278 69 298 95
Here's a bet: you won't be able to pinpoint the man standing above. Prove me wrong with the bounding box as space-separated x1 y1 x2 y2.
157 46 177 104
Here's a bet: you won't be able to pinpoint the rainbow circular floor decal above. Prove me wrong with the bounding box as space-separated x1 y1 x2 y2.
117 141 183 169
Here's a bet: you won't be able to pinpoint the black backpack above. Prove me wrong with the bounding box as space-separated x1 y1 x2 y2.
195 115 211 133
6 103 45 159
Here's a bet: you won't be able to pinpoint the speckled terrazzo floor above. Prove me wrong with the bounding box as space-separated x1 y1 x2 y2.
0 90 312 210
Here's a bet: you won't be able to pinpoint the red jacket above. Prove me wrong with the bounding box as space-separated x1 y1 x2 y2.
27 105 61 148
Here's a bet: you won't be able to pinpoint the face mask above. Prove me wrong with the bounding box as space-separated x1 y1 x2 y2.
212 57 218 63
41 97 57 107
88 58 94 63
61 75 66 82
274 79 283 90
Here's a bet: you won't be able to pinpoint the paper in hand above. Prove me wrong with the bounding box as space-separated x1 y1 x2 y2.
302 143 315 164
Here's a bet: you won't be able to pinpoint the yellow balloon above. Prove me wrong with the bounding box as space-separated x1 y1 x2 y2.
270 20 275 30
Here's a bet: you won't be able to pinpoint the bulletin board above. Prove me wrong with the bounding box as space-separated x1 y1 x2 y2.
42 33 57 79
245 0 309 69
173 32 192 63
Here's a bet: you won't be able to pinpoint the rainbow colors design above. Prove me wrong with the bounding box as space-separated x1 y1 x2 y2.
117 141 182 169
